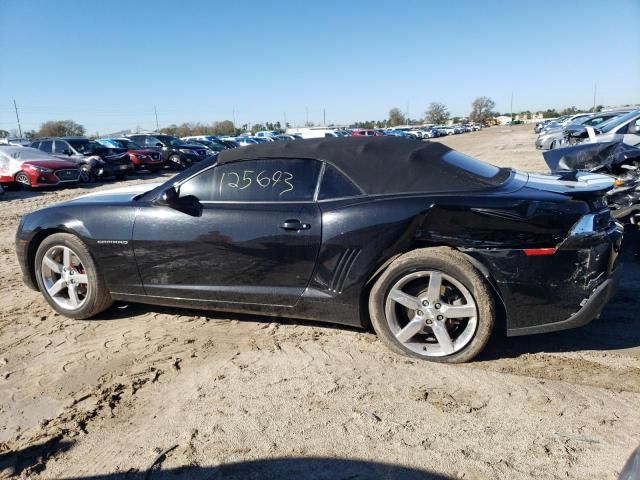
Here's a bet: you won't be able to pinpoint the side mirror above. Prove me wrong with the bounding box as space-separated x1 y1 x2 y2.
63 149 72 156
155 142 163 147
157 186 178 205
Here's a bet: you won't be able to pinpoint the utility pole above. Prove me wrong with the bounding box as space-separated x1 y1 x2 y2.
406 100 409 125
323 108 326 126
305 106 309 126
154 106 159 131
283 112 287 129
232 107 236 126
13 100 22 137
510 90 514 120
592 83 597 112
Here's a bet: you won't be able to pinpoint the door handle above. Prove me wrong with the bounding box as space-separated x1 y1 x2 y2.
280 219 310 231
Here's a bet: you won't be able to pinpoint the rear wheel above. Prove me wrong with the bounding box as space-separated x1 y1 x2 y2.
34 233 113 319
15 171 32 190
369 247 495 363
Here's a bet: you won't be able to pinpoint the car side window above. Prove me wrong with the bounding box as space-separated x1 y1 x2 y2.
318 163 363 200
30 141 40 149
54 140 69 154
145 136 162 146
179 159 322 202
40 140 53 153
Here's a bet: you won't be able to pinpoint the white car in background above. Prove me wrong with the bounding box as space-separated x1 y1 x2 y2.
586 110 640 147
285 127 342 139
0 137 31 147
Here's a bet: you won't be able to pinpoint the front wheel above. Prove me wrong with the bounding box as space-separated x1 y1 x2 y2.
79 166 93 183
369 247 495 363
15 171 32 190
168 154 185 170
34 233 113 319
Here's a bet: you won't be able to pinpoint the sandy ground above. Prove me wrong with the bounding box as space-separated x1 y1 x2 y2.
0 126 639 480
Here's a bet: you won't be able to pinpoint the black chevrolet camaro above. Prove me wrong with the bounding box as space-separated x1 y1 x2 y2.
16 137 623 362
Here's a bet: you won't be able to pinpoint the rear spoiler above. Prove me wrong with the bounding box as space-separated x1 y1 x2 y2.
525 172 614 199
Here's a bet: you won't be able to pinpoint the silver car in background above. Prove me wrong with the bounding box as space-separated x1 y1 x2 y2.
536 111 631 150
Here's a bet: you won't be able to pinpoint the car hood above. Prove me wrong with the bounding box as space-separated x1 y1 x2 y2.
64 182 162 205
540 127 562 136
23 159 79 169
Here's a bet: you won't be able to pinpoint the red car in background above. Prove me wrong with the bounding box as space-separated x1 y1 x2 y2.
0 146 80 189
97 138 164 172
353 129 385 137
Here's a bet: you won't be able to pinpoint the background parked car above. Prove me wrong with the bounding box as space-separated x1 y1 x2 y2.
561 111 632 146
536 111 630 150
96 138 164 172
30 137 133 181
0 137 31 147
0 145 80 189
353 129 384 137
581 110 640 147
125 134 209 170
182 138 228 154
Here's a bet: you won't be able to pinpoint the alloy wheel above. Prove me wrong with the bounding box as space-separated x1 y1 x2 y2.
384 270 478 357
40 245 90 310
16 172 31 187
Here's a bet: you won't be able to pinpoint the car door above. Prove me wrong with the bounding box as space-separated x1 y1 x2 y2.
132 158 323 307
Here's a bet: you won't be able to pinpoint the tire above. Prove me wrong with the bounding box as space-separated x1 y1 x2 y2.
15 171 32 190
369 247 495 363
115 173 127 181
550 140 557 149
79 166 94 183
34 233 113 319
168 154 184 170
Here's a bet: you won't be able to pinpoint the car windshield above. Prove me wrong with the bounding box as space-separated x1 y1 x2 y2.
67 139 102 153
118 139 142 149
595 111 639 134
156 135 188 147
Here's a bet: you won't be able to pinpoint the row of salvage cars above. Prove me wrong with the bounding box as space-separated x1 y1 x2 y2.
535 109 640 150
15 137 627 363
0 134 215 192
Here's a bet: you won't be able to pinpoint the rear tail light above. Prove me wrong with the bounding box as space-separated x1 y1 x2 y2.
523 248 557 256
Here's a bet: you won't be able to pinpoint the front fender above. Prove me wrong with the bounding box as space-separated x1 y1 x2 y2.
17 205 144 295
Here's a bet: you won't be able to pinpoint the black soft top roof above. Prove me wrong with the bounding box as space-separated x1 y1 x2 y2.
217 137 507 195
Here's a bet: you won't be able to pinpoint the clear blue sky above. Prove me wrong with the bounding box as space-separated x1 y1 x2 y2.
1 0 639 134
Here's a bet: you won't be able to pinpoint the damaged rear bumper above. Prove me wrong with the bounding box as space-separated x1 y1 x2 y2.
507 267 621 336
465 221 623 336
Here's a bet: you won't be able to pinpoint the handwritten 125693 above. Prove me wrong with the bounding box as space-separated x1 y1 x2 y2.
219 170 294 197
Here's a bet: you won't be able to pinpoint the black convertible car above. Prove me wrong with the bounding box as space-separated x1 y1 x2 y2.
16 137 623 362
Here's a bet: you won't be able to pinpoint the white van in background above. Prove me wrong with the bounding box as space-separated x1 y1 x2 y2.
285 127 342 139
